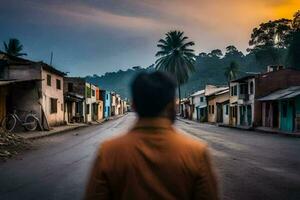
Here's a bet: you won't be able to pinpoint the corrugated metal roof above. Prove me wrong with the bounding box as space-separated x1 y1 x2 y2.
206 87 228 97
258 86 300 101
191 89 205 97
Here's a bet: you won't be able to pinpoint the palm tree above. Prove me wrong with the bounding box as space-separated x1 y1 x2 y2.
224 61 239 84
155 30 196 113
3 38 27 57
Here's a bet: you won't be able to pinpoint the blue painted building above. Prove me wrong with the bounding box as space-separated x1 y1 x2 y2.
101 90 111 118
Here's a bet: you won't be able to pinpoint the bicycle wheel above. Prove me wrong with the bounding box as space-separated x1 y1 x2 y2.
2 114 17 132
24 115 38 131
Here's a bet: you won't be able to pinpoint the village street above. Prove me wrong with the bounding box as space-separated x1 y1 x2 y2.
0 113 300 200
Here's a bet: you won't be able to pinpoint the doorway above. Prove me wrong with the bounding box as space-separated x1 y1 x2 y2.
272 102 279 128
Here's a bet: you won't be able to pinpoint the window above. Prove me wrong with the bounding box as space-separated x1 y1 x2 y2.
226 105 229 115
86 104 90 114
56 79 61 90
231 85 237 96
68 83 73 92
212 105 214 114
47 74 51 86
86 86 91 98
240 84 248 95
208 105 211 114
200 97 204 102
234 86 237 96
92 89 95 97
50 98 57 113
106 94 108 100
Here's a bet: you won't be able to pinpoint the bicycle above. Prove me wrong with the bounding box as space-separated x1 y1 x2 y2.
1 109 39 132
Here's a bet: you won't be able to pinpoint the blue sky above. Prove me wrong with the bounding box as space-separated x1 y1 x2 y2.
0 0 298 76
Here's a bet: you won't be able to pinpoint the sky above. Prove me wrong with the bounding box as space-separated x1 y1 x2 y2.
0 0 299 76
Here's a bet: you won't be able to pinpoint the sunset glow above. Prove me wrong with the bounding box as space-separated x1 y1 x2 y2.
0 0 299 75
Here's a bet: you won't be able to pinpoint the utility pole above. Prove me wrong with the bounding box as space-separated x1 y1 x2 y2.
50 52 53 66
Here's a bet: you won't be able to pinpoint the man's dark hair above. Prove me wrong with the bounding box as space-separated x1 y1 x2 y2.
131 71 177 117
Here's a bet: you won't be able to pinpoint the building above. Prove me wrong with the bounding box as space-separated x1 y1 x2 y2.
230 67 300 128
230 75 256 128
122 100 128 113
258 86 300 133
96 88 104 121
190 90 207 122
0 79 43 128
229 81 238 126
206 87 229 124
0 52 66 129
115 94 121 116
101 90 111 118
110 92 117 116
63 77 85 123
85 83 98 122
180 98 192 119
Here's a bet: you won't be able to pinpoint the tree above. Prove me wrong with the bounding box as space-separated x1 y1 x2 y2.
249 19 292 49
292 10 300 30
132 66 142 70
287 31 300 69
224 61 239 83
226 45 238 53
248 19 292 66
208 49 223 58
3 38 27 57
224 45 244 60
225 45 243 56
198 52 207 58
155 30 196 113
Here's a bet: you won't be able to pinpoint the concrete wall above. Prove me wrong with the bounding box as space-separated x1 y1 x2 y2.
223 103 230 125
41 69 64 126
4 64 41 80
63 77 86 96
98 100 104 120
207 97 216 123
192 94 206 121
207 91 229 123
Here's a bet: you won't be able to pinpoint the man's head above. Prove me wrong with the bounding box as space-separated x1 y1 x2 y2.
131 71 177 121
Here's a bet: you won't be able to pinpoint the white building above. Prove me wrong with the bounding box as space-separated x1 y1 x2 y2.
190 90 207 122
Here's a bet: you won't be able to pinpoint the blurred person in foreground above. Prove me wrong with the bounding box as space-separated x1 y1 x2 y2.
85 71 219 200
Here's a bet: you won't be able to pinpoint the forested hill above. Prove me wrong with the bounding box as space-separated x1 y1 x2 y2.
85 65 154 99
85 49 281 99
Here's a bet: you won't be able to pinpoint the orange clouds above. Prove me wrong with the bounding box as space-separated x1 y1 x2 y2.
26 0 300 52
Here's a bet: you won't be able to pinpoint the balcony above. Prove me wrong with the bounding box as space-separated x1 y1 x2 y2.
238 93 249 101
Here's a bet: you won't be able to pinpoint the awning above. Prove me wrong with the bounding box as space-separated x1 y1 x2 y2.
0 78 43 86
258 86 300 101
64 92 84 102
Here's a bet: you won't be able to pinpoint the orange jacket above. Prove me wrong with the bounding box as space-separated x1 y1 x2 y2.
85 118 219 200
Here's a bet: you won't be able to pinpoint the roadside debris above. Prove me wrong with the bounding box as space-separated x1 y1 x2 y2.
0 131 30 161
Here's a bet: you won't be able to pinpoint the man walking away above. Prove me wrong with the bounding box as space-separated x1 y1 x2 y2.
85 71 219 200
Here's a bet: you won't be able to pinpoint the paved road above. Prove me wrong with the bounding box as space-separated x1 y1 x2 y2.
0 113 300 200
